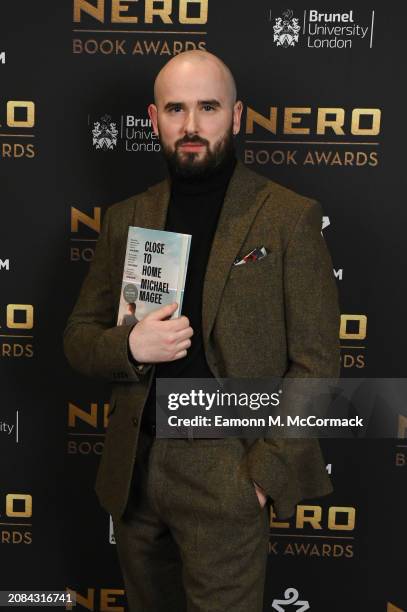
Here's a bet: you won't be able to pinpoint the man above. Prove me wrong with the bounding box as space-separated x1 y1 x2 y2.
64 50 340 612
119 301 139 327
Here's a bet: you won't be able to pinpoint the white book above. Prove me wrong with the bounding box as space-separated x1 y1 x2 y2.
117 226 191 326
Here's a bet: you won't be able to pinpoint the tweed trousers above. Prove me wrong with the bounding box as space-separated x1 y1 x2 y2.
112 428 270 612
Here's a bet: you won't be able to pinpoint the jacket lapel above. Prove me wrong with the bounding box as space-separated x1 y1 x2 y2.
202 160 270 344
132 177 170 230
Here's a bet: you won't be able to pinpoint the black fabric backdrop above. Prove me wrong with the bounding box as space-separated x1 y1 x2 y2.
0 2 406 610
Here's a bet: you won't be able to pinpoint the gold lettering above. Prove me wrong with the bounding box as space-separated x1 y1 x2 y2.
179 0 208 24
317 108 345 135
340 314 367 340
351 108 381 136
6 494 32 518
270 516 290 529
71 207 101 233
73 0 104 23
296 505 323 529
6 101 35 128
145 0 172 24
66 588 94 611
284 107 311 135
68 402 98 428
6 305 34 330
327 506 355 531
245 106 277 135
100 588 125 611
112 0 138 23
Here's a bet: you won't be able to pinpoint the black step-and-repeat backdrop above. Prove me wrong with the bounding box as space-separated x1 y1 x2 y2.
1 2 406 611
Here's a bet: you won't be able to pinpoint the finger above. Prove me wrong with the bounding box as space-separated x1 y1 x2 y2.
146 302 178 321
173 349 187 360
163 316 191 332
167 314 189 326
174 326 194 341
175 338 192 351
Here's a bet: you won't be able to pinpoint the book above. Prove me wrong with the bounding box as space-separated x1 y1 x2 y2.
117 226 191 326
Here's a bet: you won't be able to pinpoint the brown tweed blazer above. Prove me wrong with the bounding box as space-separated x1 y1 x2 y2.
64 160 340 520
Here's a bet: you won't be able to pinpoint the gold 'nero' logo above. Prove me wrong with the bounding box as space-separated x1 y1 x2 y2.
339 314 367 370
72 0 208 56
245 106 381 136
268 504 356 559
65 588 125 611
70 206 101 262
0 101 36 160
0 304 34 359
244 106 381 168
67 401 112 455
73 0 208 24
0 493 32 545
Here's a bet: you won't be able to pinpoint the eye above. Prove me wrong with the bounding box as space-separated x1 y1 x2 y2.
202 104 215 111
169 105 182 113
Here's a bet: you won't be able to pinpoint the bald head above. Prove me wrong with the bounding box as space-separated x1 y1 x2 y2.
153 50 237 108
148 50 243 178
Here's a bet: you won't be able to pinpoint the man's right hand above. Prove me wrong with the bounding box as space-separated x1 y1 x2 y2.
128 302 193 364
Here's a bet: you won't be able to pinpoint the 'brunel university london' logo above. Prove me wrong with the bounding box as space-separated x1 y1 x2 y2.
92 114 118 150
273 9 301 47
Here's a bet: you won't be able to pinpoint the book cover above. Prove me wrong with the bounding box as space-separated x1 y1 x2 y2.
117 226 191 326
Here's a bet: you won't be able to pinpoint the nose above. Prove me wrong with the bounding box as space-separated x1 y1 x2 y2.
183 109 199 136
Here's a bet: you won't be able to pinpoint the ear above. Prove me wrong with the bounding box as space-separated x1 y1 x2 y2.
232 100 243 135
148 104 159 136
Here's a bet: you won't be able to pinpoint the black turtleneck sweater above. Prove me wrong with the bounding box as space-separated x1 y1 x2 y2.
141 154 237 429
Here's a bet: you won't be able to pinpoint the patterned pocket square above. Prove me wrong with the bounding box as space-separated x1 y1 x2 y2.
233 246 269 267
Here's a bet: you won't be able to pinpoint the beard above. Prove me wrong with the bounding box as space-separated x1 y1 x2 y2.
159 124 235 179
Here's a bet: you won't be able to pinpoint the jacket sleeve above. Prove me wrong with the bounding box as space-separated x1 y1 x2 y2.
246 200 340 516
283 199 340 379
63 206 150 383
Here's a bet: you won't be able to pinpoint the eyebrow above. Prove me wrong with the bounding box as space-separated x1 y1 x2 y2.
163 99 222 110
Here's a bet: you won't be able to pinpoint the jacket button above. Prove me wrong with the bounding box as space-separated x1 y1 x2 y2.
132 417 138 427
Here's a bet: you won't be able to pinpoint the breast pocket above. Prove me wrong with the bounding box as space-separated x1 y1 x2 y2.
227 252 276 285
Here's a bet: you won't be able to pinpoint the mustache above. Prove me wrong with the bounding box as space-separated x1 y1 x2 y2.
175 135 209 148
